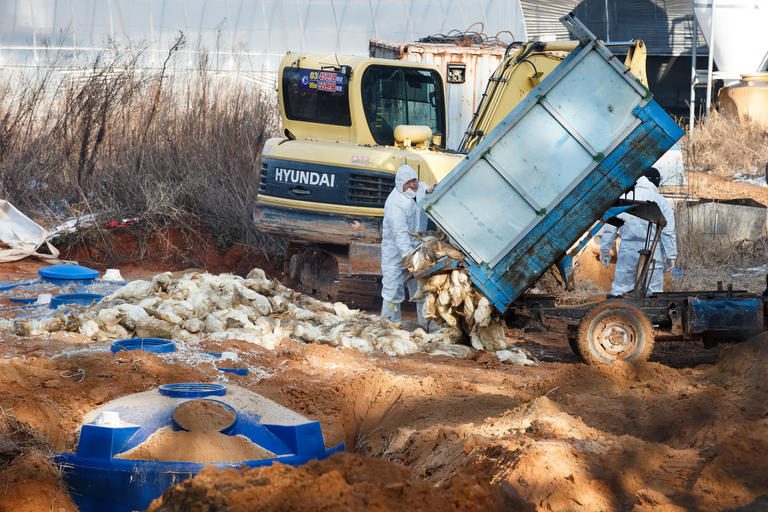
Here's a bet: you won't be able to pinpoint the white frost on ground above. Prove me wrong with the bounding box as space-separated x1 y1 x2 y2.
732 172 767 186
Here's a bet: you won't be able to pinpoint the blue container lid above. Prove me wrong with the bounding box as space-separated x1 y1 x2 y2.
38 264 99 280
158 383 226 398
50 293 105 309
111 338 176 354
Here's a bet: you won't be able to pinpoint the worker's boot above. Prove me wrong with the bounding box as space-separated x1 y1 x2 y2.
415 299 432 332
380 300 402 322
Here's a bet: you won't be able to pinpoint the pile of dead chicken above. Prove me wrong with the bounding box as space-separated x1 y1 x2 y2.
0 268 536 362
402 232 509 352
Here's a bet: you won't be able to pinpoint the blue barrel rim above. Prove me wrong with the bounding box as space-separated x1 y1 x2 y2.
172 398 238 434
158 383 226 398
50 293 105 308
9 296 37 304
110 338 176 354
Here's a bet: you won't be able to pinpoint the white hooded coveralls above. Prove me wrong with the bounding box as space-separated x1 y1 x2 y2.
600 176 677 295
380 165 425 323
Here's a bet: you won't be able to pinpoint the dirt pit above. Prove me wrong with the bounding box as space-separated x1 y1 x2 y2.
0 252 767 511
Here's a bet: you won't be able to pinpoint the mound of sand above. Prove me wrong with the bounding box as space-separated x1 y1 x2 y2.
147 451 514 512
116 426 274 464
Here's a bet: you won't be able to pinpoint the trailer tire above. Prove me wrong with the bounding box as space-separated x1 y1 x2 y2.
577 300 654 365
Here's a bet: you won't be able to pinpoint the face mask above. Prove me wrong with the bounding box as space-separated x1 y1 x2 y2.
403 188 417 199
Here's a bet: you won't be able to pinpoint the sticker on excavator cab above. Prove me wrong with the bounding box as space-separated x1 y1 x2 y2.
299 69 345 93
351 155 371 165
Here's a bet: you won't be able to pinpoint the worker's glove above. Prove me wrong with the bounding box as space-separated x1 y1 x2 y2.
599 251 610 268
664 258 676 273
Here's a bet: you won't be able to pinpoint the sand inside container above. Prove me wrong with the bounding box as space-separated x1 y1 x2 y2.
173 399 236 432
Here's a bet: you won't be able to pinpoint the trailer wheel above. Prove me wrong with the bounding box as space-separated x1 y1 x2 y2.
577 300 654 365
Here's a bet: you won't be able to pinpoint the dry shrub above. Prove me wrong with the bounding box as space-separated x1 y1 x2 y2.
0 406 50 469
682 109 768 178
0 35 283 253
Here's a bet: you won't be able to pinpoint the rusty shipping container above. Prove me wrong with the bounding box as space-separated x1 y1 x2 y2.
369 40 506 151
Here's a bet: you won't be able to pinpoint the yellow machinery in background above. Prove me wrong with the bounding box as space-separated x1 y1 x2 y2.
254 40 648 306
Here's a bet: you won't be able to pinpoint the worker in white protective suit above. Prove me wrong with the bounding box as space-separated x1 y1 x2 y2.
380 164 434 325
600 167 677 295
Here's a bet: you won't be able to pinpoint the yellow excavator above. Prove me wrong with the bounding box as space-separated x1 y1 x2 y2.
254 39 647 306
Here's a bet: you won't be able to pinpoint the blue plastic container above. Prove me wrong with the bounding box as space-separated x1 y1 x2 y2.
110 338 176 354
0 279 39 291
38 264 99 287
57 383 344 512
38 264 99 280
218 367 249 376
9 297 37 304
158 383 225 398
50 293 105 309
204 353 249 376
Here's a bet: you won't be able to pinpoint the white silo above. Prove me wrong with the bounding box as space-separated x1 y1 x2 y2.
693 0 768 80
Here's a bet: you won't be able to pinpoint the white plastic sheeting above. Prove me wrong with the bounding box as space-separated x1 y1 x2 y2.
0 200 62 263
0 0 526 89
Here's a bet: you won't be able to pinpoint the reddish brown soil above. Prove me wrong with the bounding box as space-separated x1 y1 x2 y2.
0 451 77 512
147 452 513 512
54 225 283 278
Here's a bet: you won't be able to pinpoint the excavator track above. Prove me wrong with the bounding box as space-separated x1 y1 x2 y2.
285 242 381 309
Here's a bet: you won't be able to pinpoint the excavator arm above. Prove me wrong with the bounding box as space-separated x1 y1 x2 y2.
623 39 648 88
459 40 648 154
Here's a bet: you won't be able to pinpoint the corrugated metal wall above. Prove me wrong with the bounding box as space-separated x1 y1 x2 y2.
521 0 707 57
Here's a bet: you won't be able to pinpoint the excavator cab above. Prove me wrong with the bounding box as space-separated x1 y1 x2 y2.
360 66 446 147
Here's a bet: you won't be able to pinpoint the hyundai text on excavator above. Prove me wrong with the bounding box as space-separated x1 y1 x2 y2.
254 38 648 306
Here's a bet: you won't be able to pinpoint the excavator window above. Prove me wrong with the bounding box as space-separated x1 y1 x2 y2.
282 67 352 126
361 65 445 147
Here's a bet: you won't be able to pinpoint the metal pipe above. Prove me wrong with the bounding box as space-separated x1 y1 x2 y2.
633 221 663 297
27 0 37 66
539 41 580 52
634 249 651 294
604 42 640 48
705 0 717 117
689 13 698 134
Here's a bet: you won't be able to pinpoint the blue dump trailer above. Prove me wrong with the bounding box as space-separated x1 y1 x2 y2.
420 14 767 365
